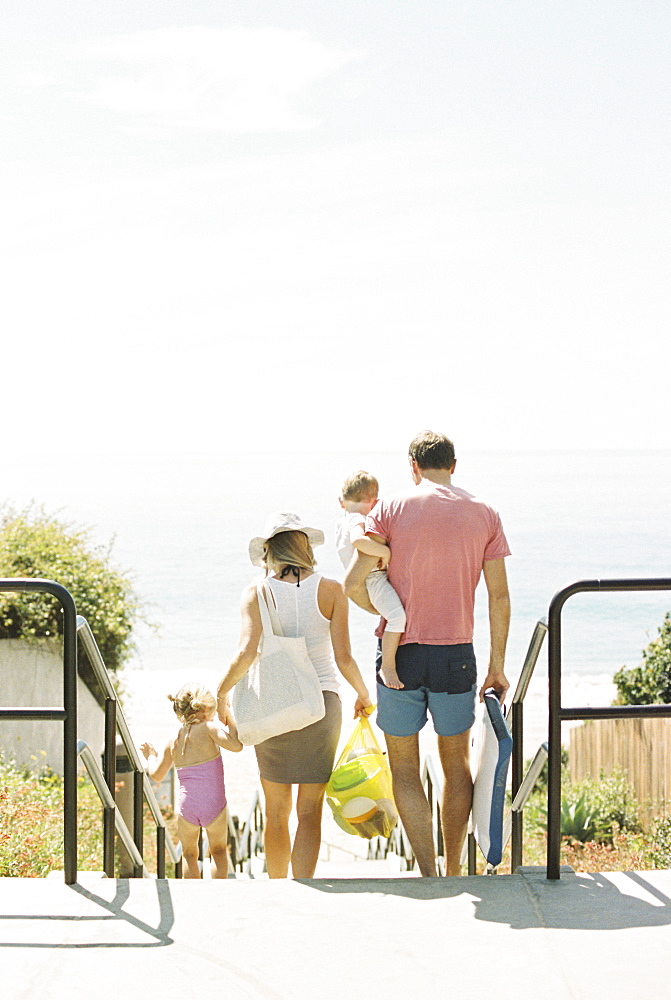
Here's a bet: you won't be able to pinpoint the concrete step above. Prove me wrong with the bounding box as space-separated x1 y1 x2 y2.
5 868 671 1000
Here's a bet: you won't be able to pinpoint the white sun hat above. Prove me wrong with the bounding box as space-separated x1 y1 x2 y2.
248 511 325 567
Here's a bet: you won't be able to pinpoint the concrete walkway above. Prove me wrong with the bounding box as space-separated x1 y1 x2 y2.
3 867 671 999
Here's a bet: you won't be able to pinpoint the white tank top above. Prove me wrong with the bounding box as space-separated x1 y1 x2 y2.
265 573 339 695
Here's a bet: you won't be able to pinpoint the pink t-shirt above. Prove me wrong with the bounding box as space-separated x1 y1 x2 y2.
365 481 510 645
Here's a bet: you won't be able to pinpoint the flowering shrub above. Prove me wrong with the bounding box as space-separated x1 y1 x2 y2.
0 755 104 877
0 756 180 877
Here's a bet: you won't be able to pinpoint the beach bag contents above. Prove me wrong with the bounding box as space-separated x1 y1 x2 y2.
326 716 398 839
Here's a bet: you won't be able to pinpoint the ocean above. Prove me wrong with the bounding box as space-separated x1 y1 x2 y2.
3 449 670 832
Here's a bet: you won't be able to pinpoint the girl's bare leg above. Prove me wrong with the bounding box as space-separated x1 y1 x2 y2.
205 807 230 878
177 816 202 878
291 783 326 878
261 778 292 878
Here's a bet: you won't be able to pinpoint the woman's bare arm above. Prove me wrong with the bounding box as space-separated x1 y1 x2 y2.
217 584 262 721
321 579 372 717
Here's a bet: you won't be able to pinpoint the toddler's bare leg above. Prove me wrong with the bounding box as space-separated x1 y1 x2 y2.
177 816 202 878
380 631 404 688
205 808 230 878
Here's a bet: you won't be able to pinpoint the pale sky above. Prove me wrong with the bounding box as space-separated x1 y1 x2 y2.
2 1 670 455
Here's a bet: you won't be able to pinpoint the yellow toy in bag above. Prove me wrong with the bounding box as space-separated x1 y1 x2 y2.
326 715 398 839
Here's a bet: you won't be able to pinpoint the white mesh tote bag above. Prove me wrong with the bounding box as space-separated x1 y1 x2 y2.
232 581 326 745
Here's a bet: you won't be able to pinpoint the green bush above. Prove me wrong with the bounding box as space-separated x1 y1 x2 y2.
648 815 671 869
613 612 671 705
571 769 641 843
0 504 142 672
524 765 640 845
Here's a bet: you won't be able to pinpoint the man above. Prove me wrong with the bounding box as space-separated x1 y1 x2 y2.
344 430 511 876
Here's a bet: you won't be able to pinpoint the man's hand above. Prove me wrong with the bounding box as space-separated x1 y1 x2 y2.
478 669 510 704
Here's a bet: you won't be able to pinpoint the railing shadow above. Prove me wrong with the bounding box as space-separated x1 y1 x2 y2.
0 879 175 949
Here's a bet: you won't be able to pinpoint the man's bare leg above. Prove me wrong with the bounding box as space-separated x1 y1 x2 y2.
437 731 473 876
385 733 437 877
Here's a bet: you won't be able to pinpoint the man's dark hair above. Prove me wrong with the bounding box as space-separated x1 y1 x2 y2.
408 430 456 470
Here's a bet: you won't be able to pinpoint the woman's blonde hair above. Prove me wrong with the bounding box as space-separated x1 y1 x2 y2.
263 529 316 576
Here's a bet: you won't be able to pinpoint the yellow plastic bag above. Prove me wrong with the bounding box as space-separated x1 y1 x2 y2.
326 715 398 839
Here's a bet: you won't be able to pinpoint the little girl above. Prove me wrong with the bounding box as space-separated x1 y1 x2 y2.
141 684 242 879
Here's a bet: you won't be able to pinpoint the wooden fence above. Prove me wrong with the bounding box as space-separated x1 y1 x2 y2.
569 717 671 825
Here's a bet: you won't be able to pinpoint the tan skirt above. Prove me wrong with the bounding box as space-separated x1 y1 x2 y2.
254 691 342 784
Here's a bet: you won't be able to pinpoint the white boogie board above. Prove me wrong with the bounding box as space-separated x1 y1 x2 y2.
471 690 513 867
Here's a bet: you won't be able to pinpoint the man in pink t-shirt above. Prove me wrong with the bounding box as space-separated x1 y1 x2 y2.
344 431 511 877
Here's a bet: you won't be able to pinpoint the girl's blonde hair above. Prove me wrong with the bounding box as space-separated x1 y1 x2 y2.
168 685 215 725
262 530 316 576
168 685 216 752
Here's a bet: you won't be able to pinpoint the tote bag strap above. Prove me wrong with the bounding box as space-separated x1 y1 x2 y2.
256 581 285 638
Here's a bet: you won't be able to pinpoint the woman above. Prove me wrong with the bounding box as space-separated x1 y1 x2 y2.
217 511 372 878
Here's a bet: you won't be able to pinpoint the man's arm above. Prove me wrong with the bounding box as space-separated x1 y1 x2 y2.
343 549 379 614
479 558 511 703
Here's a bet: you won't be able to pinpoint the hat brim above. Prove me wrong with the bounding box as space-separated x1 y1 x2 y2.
248 525 324 567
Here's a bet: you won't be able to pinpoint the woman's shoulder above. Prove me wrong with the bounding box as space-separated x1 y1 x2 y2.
316 576 345 617
240 581 260 605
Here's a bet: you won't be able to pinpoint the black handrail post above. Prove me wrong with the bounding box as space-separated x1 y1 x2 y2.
547 588 566 881
157 826 166 880
546 578 671 881
133 770 144 878
103 698 117 877
467 832 476 874
0 580 78 883
60 584 79 886
510 700 523 871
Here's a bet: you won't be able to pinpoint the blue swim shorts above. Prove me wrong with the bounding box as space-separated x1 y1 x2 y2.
375 641 477 738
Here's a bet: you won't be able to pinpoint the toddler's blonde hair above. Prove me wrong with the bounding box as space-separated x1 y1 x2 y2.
341 470 379 503
168 685 215 726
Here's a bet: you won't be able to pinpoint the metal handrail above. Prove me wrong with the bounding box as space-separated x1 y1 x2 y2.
502 742 548 853
77 615 182 878
77 741 150 877
0 578 78 884
509 619 548 870
547 577 671 880
228 790 265 874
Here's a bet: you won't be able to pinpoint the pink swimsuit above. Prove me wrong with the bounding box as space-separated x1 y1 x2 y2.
176 755 227 828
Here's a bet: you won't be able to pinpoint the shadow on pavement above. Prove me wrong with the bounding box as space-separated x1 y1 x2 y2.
301 870 671 931
0 879 175 949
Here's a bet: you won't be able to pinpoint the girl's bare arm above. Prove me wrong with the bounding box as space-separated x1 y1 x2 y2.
140 740 174 783
206 719 243 753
